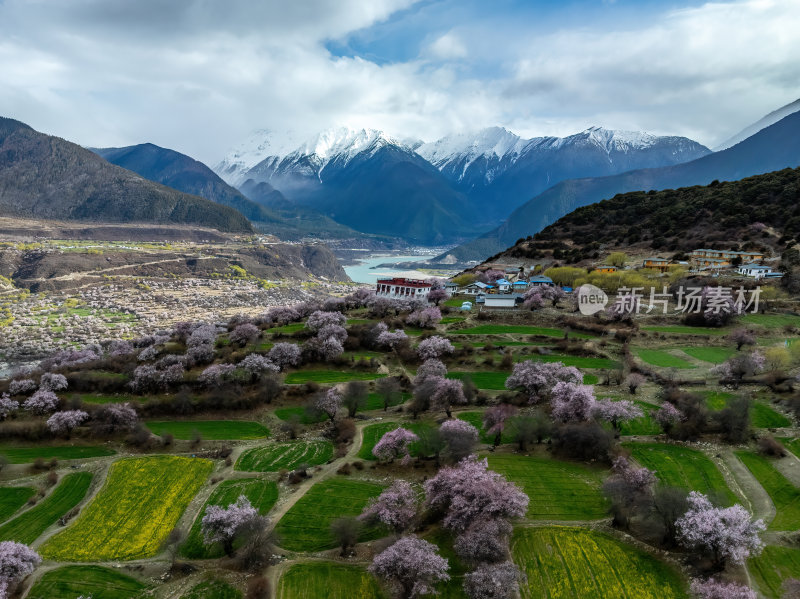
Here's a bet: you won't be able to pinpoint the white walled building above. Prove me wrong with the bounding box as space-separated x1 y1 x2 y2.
375 278 432 299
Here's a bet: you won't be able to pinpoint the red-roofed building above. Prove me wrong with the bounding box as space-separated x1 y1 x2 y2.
376 278 432 299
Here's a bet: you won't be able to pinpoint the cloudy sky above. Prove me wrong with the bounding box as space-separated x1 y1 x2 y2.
0 0 798 164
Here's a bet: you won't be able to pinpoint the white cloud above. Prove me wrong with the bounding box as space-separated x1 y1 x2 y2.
0 0 796 164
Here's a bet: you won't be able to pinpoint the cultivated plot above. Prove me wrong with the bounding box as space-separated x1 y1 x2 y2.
749 545 800 599
488 454 609 520
26 565 147 599
736 451 800 531
236 441 334 472
0 486 34 523
275 479 385 552
512 526 686 599
181 478 279 559
41 456 212 561
276 562 386 599
626 443 738 505
145 420 269 440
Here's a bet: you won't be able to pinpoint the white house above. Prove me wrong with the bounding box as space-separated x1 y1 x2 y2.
444 281 460 294
528 275 554 287
737 264 773 278
463 281 491 295
375 277 432 299
495 278 512 292
483 294 524 310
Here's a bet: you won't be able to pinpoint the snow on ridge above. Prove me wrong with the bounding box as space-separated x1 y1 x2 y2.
416 126 526 166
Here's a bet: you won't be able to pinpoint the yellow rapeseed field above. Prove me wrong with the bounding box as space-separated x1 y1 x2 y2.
41 455 212 561
513 526 686 599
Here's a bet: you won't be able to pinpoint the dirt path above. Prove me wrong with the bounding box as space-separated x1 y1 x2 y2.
717 449 775 523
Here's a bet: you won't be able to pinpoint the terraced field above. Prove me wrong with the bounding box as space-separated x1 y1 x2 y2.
145 420 269 440
236 441 334 472
181 478 279 559
0 472 92 544
0 445 115 463
749 545 800 598
0 486 34 523
275 479 385 552
736 451 800 531
277 562 386 599
274 406 327 424
446 371 509 390
488 454 609 520
681 346 737 363
703 392 792 428
512 527 686 599
285 371 386 384
626 443 738 505
618 402 662 436
635 349 695 369
26 565 148 599
641 325 727 335
41 456 212 561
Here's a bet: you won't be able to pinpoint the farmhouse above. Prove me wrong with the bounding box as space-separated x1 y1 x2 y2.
594 265 618 274
690 249 765 268
483 294 524 310
528 275 554 287
737 264 783 279
375 277 432 299
642 257 671 272
463 281 491 295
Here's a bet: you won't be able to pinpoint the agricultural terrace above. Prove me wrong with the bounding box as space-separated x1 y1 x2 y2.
0 278 797 598
41 456 212 561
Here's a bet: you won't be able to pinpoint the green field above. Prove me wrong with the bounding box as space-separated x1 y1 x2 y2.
781 438 800 460
181 478 279 559
680 346 737 363
357 421 436 460
512 527 686 599
516 354 621 369
458 411 508 445
0 445 115 463
447 371 509 390
42 456 212 561
236 441 334 472
270 323 306 334
0 472 92 544
26 565 148 599
277 562 385 599
77 393 140 404
364 391 409 411
736 451 800 531
618 402 662 436
183 579 242 599
275 479 385 552
488 454 608 520
285 371 386 384
453 325 591 338
634 349 695 369
0 486 34 523
750 545 800 598
641 325 728 335
626 443 737 505
145 420 269 440
703 393 791 428
740 313 800 328
274 406 328 424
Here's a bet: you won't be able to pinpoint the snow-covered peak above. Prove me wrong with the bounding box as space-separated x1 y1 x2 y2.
214 128 302 184
290 127 403 162
417 126 526 166
568 126 660 151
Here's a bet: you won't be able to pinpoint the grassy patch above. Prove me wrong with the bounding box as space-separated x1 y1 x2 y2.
26 565 147 599
273 406 327 425
0 472 92 545
680 346 737 364
364 392 409 411
269 323 306 334
77 393 140 404
285 370 386 384
181 478 279 559
635 349 695 369
739 313 800 328
145 420 269 440
276 562 385 599
0 487 34 523
0 445 115 464
42 456 212 561
488 454 609 520
236 441 334 472
736 451 800 531
618 401 663 436
642 325 727 335
453 325 584 337
750 545 800 599
780 438 800 460
703 392 791 428
182 579 242 599
275 479 385 552
626 443 737 505
515 353 622 369
512 526 686 599
358 421 436 460
447 371 509 390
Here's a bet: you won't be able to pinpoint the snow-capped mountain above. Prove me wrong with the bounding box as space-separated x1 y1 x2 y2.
214 128 303 186
216 123 709 243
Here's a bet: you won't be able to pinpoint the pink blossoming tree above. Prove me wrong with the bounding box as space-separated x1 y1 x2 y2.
0 541 41 599
359 480 419 533
47 410 89 436
369 536 450 599
417 336 454 361
373 427 419 465
463 561 523 599
689 578 756 599
201 495 259 557
505 360 582 404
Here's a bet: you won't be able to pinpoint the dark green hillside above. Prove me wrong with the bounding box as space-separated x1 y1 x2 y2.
0 118 252 233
